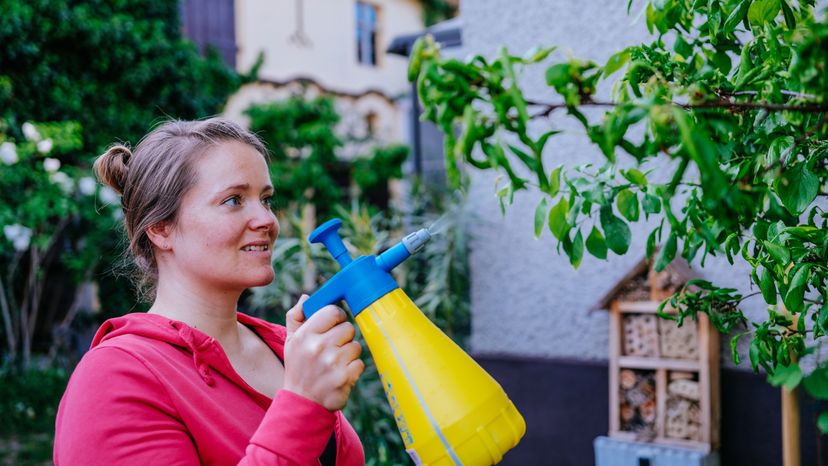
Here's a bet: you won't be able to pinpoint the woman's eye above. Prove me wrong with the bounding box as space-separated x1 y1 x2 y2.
222 195 242 207
261 196 274 208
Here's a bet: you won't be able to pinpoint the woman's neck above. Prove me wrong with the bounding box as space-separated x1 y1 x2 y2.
148 272 245 354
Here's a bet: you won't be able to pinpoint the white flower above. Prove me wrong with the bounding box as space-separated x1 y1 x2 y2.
78 177 97 196
0 142 17 165
21 122 41 141
3 224 32 252
43 157 61 173
36 138 53 154
99 186 120 205
112 208 124 220
50 171 74 194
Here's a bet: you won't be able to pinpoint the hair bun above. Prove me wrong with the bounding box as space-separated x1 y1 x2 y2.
94 144 132 195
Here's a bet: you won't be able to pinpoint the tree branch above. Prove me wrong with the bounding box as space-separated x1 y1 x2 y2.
527 99 828 118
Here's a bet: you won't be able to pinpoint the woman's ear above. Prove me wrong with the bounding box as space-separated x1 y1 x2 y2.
146 222 173 251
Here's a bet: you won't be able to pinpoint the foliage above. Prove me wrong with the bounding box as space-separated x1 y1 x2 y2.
0 0 244 158
247 96 345 217
246 95 409 218
0 366 69 435
409 0 828 426
0 0 245 369
419 0 459 27
0 122 121 369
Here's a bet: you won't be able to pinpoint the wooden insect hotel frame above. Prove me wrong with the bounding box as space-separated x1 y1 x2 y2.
593 258 720 453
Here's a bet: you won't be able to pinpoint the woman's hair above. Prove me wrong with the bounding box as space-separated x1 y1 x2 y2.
94 118 268 301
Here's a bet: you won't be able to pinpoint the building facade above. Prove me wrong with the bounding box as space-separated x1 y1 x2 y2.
182 0 424 150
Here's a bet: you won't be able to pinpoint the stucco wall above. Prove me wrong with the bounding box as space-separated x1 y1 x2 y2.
462 1 765 366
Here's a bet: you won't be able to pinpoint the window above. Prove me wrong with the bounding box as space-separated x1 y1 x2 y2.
180 0 237 68
356 2 378 66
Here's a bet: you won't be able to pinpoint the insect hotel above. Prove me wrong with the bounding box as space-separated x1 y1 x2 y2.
594 257 720 453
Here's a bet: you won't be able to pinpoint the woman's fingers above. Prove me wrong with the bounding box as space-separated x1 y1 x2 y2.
285 294 309 337
328 321 357 346
302 305 347 335
346 358 365 385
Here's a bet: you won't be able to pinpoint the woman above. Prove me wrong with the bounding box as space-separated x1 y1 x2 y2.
54 118 365 465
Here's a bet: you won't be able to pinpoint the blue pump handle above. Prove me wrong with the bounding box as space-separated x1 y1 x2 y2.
308 218 353 267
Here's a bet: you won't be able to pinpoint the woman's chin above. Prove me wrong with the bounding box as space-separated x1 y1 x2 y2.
246 271 275 288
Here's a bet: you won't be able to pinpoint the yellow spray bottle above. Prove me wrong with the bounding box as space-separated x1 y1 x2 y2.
302 218 525 466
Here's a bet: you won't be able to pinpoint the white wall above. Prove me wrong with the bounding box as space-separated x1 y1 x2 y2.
462 1 764 367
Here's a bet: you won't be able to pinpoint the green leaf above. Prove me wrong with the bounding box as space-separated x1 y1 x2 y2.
759 266 778 305
768 363 802 390
549 165 562 197
655 231 677 271
748 0 780 26
749 339 762 372
766 136 795 168
536 130 562 155
773 164 819 216
496 184 511 216
545 63 571 88
646 227 660 258
784 265 810 313
724 0 751 32
819 302 828 336
730 334 743 365
763 241 791 265
600 206 631 255
616 189 640 222
534 198 549 239
806 368 828 399
568 229 585 268
603 49 630 77
642 193 662 216
724 233 739 265
548 197 570 241
780 0 796 29
621 168 648 187
586 226 608 260
819 412 828 434
523 45 556 63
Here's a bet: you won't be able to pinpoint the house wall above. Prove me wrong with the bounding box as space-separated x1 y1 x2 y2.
461 0 765 366
234 0 423 98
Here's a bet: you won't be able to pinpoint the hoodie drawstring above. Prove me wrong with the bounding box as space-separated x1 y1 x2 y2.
171 321 216 386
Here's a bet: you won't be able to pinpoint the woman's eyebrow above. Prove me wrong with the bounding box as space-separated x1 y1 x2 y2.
215 183 274 194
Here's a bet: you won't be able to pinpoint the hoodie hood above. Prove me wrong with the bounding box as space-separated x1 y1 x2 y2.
91 312 286 387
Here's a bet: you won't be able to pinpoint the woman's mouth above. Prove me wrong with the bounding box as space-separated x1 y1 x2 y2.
242 244 269 252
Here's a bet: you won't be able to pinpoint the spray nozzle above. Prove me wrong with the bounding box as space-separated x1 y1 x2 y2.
303 219 432 319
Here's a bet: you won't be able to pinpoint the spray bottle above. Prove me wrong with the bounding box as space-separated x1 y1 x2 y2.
302 218 526 466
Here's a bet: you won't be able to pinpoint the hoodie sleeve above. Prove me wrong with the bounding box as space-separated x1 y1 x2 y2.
54 346 200 466
241 390 336 464
55 346 364 466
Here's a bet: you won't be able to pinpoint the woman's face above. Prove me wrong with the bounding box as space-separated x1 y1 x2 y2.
165 140 278 292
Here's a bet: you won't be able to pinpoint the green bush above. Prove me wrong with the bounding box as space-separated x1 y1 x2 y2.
0 367 69 436
0 0 246 369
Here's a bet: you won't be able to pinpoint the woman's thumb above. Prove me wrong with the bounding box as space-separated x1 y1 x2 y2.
286 294 310 337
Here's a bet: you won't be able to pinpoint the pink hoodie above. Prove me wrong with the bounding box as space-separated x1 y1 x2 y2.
54 312 364 465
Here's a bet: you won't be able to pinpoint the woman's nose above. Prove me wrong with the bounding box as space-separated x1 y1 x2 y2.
249 202 277 231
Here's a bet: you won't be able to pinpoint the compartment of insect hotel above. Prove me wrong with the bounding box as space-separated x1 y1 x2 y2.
598 258 720 452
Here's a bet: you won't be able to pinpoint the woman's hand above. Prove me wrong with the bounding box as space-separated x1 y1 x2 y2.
283 295 365 411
